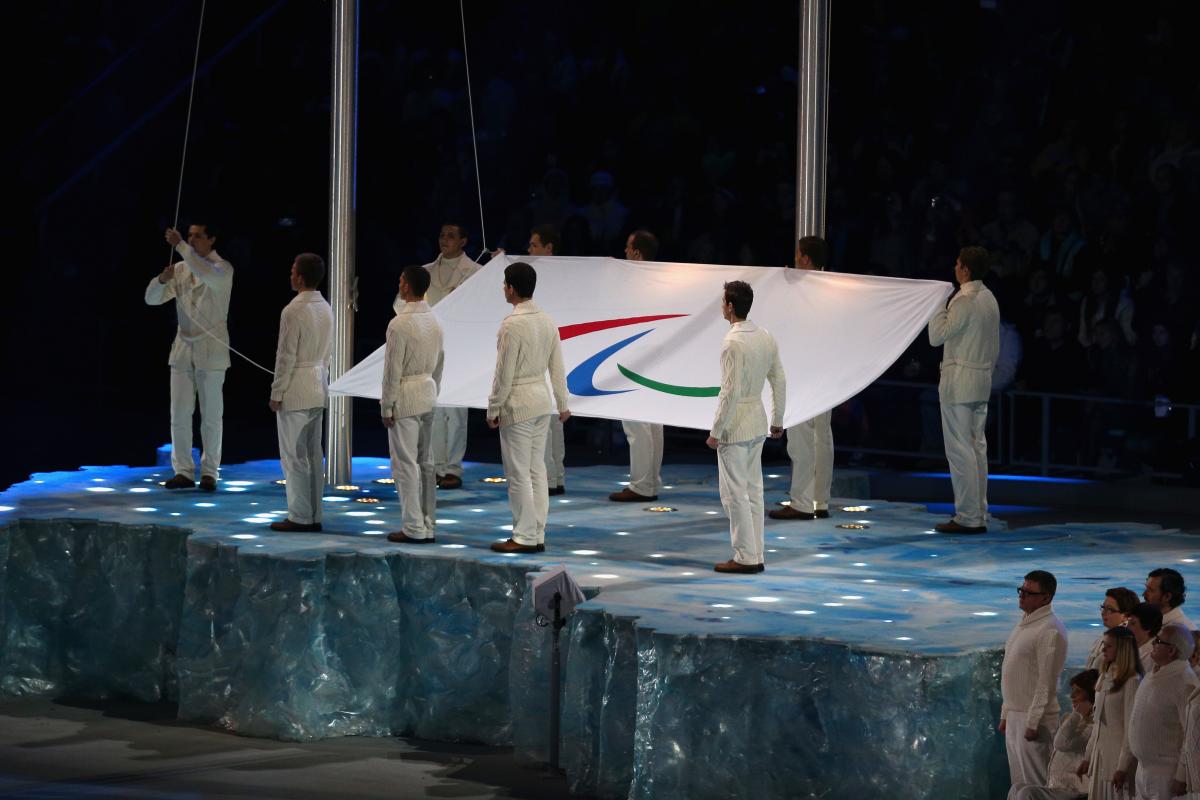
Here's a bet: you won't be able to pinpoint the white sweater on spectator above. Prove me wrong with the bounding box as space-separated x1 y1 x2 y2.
1046 710 1092 792
1087 669 1140 794
1165 605 1198 632
709 321 786 445
380 300 444 420
1002 605 1069 728
1128 659 1198 781
1182 686 1200 792
487 300 568 427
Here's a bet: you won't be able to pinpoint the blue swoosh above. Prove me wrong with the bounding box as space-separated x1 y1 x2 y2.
566 330 653 396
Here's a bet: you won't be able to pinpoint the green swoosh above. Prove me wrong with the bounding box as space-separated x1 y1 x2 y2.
616 363 720 397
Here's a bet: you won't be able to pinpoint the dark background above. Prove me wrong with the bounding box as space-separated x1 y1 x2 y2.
4 0 1199 491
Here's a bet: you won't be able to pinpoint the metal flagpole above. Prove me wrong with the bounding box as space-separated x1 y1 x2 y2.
327 0 358 485
795 0 830 242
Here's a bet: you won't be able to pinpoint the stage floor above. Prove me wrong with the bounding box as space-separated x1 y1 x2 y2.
0 457 1189 667
4 459 1197 798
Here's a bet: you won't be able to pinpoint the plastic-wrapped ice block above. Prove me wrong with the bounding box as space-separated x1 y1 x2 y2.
0 519 187 702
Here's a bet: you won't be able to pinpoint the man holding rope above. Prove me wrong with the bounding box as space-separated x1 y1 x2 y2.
145 224 234 491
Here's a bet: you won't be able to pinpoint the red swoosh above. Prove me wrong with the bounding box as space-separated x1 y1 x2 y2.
559 314 687 341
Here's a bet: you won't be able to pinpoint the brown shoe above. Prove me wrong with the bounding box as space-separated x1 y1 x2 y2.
608 487 657 502
768 506 816 520
387 531 435 544
269 519 323 532
714 559 764 574
548 485 565 496
934 520 987 534
163 474 195 490
437 474 463 490
491 538 539 554
814 509 831 519
199 475 217 492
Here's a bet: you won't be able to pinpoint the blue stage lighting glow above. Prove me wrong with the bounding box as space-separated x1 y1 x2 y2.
134 507 157 512
909 471 1094 484
441 544 467 549
86 487 114 493
232 534 258 540
794 610 816 615
129 488 151 493
572 550 599 556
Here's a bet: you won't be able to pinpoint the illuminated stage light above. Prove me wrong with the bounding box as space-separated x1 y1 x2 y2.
837 523 868 530
482 476 507 484
571 550 599 556
355 497 380 504
374 478 395 485
194 502 215 508
231 534 258 540
134 507 157 512
129 488 151 493
334 484 360 491
86 487 115 493
645 506 676 513
747 597 779 603
842 505 871 512
274 479 287 485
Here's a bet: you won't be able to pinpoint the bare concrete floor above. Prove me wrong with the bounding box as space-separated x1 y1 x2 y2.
0 697 574 800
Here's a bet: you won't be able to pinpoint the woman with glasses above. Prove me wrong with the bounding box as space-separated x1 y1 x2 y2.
1011 669 1099 799
1079 626 1144 799
1087 588 1140 671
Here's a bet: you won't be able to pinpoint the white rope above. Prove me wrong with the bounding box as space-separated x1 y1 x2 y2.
458 0 489 253
165 0 275 377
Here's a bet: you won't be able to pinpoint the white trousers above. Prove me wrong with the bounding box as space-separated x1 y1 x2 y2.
169 365 225 479
388 411 436 539
543 415 566 488
1134 759 1175 800
621 420 663 496
432 405 468 477
500 415 551 546
1010 786 1078 800
276 408 325 525
941 401 989 527
786 410 833 513
718 436 766 566
1004 710 1056 791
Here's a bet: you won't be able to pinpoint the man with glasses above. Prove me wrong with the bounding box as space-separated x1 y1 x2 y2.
1145 568 1197 632
1000 570 1069 790
1127 623 1198 799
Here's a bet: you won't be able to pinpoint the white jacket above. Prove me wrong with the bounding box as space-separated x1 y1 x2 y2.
1047 710 1092 792
144 243 234 370
487 300 568 427
1000 604 1069 728
710 320 786 444
1128 659 1198 780
381 301 444 419
1165 605 1198 632
270 291 333 411
927 280 1000 404
424 253 479 307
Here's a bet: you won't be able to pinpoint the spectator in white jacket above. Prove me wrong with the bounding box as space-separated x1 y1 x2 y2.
1180 633 1200 796
145 224 233 492
1127 623 1198 799
268 254 333 533
1145 568 1198 632
488 262 571 553
769 236 833 523
610 230 666 503
1080 626 1143 799
1010 668 1098 799
381 265 444 545
1001 570 1070 790
706 280 785 574
423 224 479 490
928 246 1000 534
1129 602 1166 669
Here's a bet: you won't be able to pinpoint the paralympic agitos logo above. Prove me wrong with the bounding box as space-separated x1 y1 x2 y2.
561 315 718 398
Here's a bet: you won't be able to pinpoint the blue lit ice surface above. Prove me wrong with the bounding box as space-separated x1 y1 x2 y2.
0 459 1187 664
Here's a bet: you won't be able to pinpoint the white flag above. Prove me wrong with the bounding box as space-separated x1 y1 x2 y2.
330 255 953 432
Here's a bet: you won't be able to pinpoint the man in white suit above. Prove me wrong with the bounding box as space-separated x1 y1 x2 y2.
381 265 444 544
145 223 233 492
707 280 786 574
268 253 333 533
610 229 665 503
423 223 479 490
928 246 1000 534
770 236 834 522
527 224 569 497
487 262 571 554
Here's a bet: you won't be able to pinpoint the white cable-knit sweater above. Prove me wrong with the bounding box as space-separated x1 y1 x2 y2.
1128 658 1198 780
487 300 568 427
381 301 443 420
1001 604 1069 727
